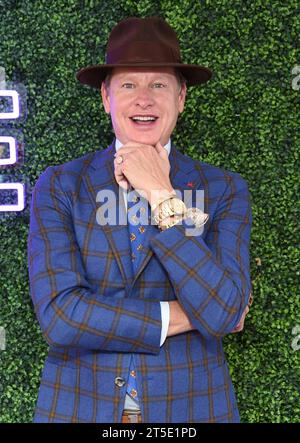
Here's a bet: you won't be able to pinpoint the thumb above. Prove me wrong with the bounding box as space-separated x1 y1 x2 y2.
155 141 167 158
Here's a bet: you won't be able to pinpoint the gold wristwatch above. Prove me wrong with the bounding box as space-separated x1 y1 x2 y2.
153 197 187 226
159 207 210 231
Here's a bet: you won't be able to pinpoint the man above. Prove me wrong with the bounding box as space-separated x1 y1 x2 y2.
28 16 252 423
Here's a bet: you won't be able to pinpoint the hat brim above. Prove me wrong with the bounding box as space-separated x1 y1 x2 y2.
76 63 213 88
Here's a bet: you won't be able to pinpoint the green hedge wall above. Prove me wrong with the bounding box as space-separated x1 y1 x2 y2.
0 0 299 423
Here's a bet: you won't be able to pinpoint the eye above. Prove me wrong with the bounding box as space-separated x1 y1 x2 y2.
152 83 165 88
122 83 135 89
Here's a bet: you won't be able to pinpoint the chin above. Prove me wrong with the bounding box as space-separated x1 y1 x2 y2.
128 138 151 146
132 135 160 146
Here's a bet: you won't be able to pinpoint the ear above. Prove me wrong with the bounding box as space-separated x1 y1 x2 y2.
178 82 187 114
100 82 110 114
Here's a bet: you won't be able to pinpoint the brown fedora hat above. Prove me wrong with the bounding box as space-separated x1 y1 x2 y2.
76 16 212 88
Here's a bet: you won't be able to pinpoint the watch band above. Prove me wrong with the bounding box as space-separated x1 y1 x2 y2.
158 208 209 231
152 197 187 225
150 189 177 213
158 214 186 231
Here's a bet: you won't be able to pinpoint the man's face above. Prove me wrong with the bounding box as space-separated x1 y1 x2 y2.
101 67 187 146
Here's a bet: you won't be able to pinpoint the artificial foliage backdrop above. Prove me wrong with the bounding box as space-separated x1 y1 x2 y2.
0 0 299 423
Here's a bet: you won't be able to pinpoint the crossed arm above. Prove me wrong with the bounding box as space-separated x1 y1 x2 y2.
28 161 252 354
168 299 251 337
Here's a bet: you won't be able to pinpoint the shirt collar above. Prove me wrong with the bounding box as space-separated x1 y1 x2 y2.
115 138 171 156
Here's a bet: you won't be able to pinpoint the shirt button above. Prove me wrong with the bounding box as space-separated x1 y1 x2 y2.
114 376 126 388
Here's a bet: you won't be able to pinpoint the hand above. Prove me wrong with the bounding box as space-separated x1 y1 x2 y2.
231 305 250 333
114 141 174 203
167 301 195 337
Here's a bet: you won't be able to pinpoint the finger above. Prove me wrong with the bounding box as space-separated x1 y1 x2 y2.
232 311 247 332
114 149 133 164
116 179 129 190
154 141 166 156
114 147 134 157
232 321 244 332
121 141 151 149
114 157 124 172
114 159 130 189
115 155 124 166
115 142 156 155
115 143 145 155
115 172 130 190
114 160 127 179
114 149 135 164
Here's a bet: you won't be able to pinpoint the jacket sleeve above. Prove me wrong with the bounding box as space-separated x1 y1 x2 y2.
27 166 161 354
150 173 252 339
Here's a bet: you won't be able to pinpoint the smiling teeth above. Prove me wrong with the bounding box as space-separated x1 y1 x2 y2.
132 116 156 121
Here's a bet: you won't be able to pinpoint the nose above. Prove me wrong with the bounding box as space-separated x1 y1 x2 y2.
134 86 155 108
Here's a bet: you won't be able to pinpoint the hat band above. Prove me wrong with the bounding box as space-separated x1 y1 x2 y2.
106 40 182 65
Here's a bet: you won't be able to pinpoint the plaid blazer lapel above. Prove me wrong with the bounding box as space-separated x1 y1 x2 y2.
82 139 134 285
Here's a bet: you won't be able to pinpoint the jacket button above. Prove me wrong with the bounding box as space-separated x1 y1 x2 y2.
115 376 126 388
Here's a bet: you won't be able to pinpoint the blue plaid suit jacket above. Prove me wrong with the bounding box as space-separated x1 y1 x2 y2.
28 139 252 423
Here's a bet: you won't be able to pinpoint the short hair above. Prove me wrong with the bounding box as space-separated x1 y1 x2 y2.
175 69 187 88
102 68 186 92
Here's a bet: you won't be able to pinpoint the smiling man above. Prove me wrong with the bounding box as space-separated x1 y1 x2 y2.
101 66 186 147
28 16 252 423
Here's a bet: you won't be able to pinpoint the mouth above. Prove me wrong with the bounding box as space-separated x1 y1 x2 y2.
129 115 159 128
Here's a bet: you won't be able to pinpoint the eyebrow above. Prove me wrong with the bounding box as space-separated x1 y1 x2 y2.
117 75 170 83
